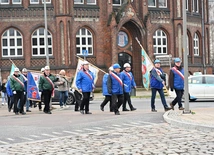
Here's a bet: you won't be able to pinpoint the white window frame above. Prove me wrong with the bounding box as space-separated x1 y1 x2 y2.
113 0 122 6
193 33 199 56
186 0 188 10
76 28 93 56
148 0 156 7
187 36 189 55
153 29 167 55
12 0 22 4
74 0 84 4
87 0 96 5
0 0 9 4
159 0 167 8
32 28 53 56
42 0 51 4
30 0 39 4
192 0 199 13
2 29 23 57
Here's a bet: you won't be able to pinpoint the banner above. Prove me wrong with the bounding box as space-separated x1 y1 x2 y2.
9 64 16 76
141 48 154 90
27 72 41 101
71 59 99 89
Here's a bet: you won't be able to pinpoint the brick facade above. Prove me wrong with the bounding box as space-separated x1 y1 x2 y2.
0 0 211 87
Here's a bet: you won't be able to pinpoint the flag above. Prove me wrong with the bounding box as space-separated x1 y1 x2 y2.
27 72 41 101
141 48 154 90
9 64 16 76
72 58 99 89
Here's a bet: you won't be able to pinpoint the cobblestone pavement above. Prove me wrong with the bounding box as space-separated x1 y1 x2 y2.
0 123 214 155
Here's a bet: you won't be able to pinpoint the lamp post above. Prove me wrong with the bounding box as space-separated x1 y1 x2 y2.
44 0 50 66
183 0 190 113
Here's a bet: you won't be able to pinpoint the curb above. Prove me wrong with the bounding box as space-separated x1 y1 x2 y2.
163 110 214 132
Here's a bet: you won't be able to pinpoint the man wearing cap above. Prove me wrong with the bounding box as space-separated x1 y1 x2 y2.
121 63 137 111
76 61 95 114
107 63 124 115
10 67 26 115
100 66 114 112
150 60 171 112
39 66 58 114
169 58 185 110
22 68 31 112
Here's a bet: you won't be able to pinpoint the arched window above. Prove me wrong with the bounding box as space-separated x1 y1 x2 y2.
32 28 52 56
193 33 199 56
76 28 93 55
153 29 167 54
2 28 23 57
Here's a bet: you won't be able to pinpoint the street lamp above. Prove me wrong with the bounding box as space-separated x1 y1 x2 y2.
44 0 50 66
183 0 191 113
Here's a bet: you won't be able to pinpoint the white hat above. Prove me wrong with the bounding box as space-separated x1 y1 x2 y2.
44 66 50 70
22 68 27 72
82 61 89 65
41 68 45 72
123 63 131 68
108 66 113 71
14 67 19 72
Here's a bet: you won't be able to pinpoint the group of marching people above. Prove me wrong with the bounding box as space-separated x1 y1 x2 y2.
2 57 185 115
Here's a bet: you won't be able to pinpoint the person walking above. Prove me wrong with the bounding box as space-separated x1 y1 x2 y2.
107 63 124 115
39 66 58 114
121 63 137 111
150 59 171 112
22 68 31 112
6 77 14 112
100 66 114 112
76 61 94 114
169 58 185 110
10 67 26 115
1 79 8 106
57 69 69 108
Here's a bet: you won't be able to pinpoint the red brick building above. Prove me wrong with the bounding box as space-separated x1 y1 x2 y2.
0 0 211 87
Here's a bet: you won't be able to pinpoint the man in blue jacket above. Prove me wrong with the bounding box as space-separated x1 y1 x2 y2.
100 66 114 112
150 59 171 112
121 63 137 111
76 61 95 114
169 58 185 110
107 63 124 115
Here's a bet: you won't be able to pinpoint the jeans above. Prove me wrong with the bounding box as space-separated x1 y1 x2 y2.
151 88 168 110
1 92 8 104
23 94 30 111
59 91 68 106
172 89 184 108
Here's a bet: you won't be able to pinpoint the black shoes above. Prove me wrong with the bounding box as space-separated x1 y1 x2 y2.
85 111 92 114
44 111 52 114
80 110 84 114
164 107 172 111
74 109 79 112
20 112 26 115
15 112 19 115
115 111 120 115
151 109 157 112
123 108 129 111
131 107 137 111
26 110 31 112
100 106 104 111
179 107 184 110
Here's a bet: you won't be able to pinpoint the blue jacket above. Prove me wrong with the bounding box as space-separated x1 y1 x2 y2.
150 68 164 89
107 71 123 95
121 70 136 93
76 69 94 92
102 73 111 96
6 80 13 97
169 66 184 90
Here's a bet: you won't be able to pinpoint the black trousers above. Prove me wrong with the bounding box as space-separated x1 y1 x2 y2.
13 91 24 113
111 94 124 113
42 90 52 112
74 90 82 111
123 92 134 110
172 89 184 108
7 95 14 110
100 95 112 111
80 92 90 112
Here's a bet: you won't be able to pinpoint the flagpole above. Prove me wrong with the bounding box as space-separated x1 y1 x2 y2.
76 55 107 74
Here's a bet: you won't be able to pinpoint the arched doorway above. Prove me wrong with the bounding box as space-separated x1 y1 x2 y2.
117 21 143 85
